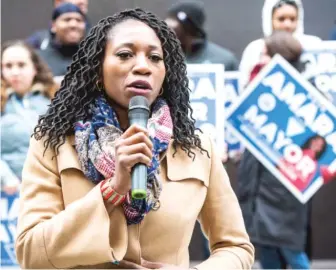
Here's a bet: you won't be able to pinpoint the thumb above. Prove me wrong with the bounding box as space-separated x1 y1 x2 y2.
118 259 147 269
141 258 165 269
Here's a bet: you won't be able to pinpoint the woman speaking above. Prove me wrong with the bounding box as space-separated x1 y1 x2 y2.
15 8 254 269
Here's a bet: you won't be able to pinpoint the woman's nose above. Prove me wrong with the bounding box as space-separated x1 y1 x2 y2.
11 66 21 76
68 19 82 28
133 55 151 75
283 19 294 30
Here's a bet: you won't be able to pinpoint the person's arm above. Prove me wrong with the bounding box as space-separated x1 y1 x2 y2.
194 137 255 270
239 40 264 89
15 137 128 269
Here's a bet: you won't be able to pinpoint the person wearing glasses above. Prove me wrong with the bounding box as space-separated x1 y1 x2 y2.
239 0 321 88
165 1 238 71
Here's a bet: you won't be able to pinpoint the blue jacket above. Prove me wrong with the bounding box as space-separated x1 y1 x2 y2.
1 85 50 183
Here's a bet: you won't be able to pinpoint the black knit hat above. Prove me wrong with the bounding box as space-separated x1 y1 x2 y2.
168 1 206 38
52 2 85 21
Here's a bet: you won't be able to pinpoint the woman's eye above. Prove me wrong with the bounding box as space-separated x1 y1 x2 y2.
117 52 132 60
149 55 163 63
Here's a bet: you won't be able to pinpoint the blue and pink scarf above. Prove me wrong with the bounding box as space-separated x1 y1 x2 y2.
74 96 173 225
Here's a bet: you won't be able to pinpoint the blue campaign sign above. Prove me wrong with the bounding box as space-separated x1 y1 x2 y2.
1 192 19 266
187 64 225 150
227 55 336 203
224 72 242 108
301 41 336 105
309 70 336 105
224 72 243 156
301 41 336 77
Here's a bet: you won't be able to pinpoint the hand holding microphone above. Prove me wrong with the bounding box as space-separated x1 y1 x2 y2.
112 96 151 199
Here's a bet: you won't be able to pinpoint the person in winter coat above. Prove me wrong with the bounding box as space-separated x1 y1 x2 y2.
15 9 254 269
239 0 321 88
1 40 57 195
37 3 86 77
26 0 89 50
237 30 335 269
165 1 238 71
248 30 303 83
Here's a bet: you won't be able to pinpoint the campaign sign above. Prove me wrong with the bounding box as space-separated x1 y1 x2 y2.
301 41 336 77
187 64 225 150
224 72 243 156
226 55 336 203
309 69 336 105
1 192 19 266
301 41 336 105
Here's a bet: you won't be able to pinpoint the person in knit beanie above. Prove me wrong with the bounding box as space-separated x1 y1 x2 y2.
165 1 238 71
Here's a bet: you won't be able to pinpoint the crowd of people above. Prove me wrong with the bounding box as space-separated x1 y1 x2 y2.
1 0 335 269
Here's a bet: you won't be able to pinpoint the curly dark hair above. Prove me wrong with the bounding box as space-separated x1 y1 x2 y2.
34 8 207 159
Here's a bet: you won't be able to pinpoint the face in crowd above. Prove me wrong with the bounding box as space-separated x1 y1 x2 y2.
52 11 86 45
272 1 299 33
1 44 37 96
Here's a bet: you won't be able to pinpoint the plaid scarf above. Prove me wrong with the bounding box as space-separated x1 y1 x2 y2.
74 96 173 225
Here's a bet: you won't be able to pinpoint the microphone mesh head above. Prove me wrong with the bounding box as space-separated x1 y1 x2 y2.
129 95 150 111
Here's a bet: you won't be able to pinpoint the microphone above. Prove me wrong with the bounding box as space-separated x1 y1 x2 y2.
128 96 150 199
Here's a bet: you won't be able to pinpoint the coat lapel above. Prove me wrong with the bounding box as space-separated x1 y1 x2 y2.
165 141 211 187
57 135 82 173
56 136 95 206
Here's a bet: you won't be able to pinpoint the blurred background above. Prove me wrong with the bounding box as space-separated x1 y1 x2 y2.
2 0 335 60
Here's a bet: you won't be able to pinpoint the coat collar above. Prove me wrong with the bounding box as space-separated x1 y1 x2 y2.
6 83 46 97
57 135 82 173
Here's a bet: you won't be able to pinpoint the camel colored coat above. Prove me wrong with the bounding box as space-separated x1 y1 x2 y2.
16 134 254 269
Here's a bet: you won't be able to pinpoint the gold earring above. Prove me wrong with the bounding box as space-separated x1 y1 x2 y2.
96 81 103 92
159 87 164 96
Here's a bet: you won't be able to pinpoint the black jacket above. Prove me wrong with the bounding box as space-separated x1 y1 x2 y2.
38 40 79 77
237 150 309 251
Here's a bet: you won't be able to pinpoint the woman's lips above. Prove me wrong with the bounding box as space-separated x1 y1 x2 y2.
10 79 21 85
127 80 152 90
126 87 151 95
